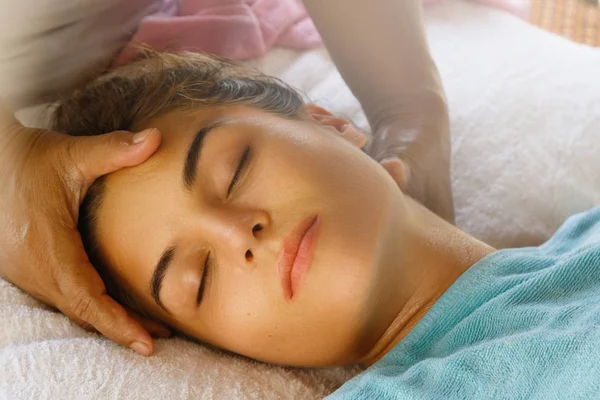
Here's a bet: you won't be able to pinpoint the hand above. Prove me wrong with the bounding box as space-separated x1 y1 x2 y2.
0 120 169 356
368 95 455 224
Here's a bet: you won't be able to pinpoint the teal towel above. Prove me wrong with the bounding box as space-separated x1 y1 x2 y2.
327 206 600 400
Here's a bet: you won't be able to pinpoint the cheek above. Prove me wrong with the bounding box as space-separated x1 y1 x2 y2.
200 273 278 352
196 134 400 365
295 137 400 359
296 137 397 267
296 204 385 361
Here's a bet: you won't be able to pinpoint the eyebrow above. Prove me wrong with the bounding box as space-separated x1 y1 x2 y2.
182 120 228 190
150 245 176 312
150 119 230 312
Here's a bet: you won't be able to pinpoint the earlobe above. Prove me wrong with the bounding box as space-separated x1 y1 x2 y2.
380 157 409 190
304 104 367 149
340 124 368 149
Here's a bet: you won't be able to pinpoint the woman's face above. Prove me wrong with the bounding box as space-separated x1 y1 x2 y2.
96 104 409 367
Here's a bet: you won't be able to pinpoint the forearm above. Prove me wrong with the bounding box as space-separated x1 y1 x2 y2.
0 98 20 138
303 0 447 136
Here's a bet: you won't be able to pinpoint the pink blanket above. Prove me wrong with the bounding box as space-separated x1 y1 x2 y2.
114 0 321 66
114 0 530 66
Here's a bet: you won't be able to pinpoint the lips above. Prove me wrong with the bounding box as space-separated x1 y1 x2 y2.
277 214 320 301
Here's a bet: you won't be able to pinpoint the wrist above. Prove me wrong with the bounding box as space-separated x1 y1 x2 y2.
0 99 24 147
365 91 450 164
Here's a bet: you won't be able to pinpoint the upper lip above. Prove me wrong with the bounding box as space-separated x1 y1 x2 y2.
277 214 318 300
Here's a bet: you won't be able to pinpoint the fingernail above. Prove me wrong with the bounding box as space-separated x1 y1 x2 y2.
131 128 155 145
131 341 152 356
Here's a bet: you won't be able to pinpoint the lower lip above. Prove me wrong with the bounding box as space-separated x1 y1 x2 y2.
289 215 321 299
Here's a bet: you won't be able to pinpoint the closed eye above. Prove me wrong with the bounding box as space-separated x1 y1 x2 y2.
196 252 211 306
227 146 251 197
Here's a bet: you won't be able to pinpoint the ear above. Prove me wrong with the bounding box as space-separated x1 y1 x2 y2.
380 157 409 190
304 104 367 148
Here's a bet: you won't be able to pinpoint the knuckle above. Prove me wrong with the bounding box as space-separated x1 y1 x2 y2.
100 130 128 152
78 321 96 333
107 131 128 146
62 140 87 184
69 289 98 326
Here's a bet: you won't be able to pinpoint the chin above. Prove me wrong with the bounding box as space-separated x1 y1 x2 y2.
294 249 378 362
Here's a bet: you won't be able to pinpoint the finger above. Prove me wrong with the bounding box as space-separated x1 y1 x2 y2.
60 289 155 356
380 157 409 190
44 301 98 333
65 128 161 184
123 306 172 339
72 302 171 339
57 261 155 356
71 313 98 333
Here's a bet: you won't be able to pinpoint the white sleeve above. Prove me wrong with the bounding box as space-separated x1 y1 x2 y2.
0 0 160 110
302 0 448 160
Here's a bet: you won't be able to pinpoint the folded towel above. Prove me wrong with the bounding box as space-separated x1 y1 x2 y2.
113 0 530 67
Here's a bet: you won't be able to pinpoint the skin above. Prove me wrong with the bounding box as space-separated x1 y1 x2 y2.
0 100 166 356
95 103 495 368
1 0 451 357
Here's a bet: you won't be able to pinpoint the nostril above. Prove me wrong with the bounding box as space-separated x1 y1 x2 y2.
252 224 262 233
245 250 253 261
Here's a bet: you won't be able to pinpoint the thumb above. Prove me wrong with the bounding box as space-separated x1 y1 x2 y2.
57 259 155 356
65 128 161 184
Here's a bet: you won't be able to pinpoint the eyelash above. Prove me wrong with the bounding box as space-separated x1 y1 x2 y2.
226 146 252 197
196 252 211 306
197 146 251 306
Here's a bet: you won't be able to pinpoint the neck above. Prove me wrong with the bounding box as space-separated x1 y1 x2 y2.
358 198 495 367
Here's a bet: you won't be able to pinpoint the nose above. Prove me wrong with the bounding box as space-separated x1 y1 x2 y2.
201 207 270 267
